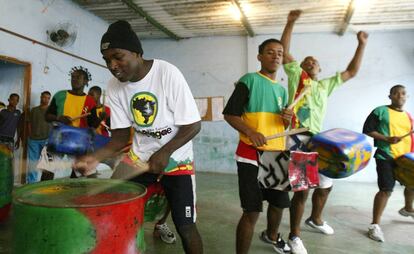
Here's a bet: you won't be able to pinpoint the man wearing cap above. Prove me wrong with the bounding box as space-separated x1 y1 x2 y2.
74 20 203 253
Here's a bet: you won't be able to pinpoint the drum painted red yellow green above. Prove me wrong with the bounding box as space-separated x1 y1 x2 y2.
396 153 414 188
0 144 13 222
309 128 372 178
12 179 146 254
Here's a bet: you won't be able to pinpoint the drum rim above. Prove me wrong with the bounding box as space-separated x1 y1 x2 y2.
13 178 147 208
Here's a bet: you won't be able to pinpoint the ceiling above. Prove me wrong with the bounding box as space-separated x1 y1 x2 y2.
73 0 414 40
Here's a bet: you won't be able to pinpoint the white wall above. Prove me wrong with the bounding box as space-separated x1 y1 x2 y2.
142 30 414 182
0 0 111 107
0 62 25 108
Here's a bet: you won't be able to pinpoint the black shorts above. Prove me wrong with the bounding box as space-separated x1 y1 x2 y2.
376 159 397 192
237 162 290 212
113 162 197 227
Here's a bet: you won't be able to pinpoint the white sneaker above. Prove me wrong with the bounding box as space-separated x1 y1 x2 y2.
288 237 308 254
154 223 176 244
305 218 334 235
399 208 414 219
368 224 385 242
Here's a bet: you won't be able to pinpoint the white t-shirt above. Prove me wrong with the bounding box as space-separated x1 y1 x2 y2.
107 59 201 175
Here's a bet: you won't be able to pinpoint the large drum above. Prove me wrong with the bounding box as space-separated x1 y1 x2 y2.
0 144 13 222
308 128 372 178
395 153 414 188
12 179 146 254
47 124 110 155
258 134 319 192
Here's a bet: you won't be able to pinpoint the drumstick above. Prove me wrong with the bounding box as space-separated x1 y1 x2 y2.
287 86 311 110
400 130 414 139
71 113 91 121
266 127 309 141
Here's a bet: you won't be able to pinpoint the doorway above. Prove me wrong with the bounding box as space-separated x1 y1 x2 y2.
0 55 31 184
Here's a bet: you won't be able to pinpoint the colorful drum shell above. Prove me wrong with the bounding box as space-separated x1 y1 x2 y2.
395 153 414 188
12 179 146 254
308 128 372 178
0 144 13 222
47 124 110 155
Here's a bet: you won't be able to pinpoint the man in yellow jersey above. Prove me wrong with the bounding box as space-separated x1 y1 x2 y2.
363 85 414 242
40 66 96 180
223 38 293 254
281 10 368 254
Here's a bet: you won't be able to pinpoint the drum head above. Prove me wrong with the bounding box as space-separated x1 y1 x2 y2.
13 179 146 208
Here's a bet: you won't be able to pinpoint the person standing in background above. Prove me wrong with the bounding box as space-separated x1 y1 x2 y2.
26 91 51 183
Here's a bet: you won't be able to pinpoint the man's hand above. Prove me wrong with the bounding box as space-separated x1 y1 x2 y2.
288 9 302 23
281 108 294 123
73 155 100 176
247 130 267 147
357 31 369 45
386 136 402 144
58 115 73 125
148 149 172 174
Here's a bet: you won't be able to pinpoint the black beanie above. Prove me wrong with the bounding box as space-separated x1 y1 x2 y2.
100 20 143 55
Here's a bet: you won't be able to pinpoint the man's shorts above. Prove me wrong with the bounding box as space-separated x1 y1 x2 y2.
113 162 197 227
318 173 333 189
375 159 397 192
237 161 290 212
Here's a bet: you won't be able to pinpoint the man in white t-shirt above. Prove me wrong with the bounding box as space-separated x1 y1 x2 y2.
74 20 203 254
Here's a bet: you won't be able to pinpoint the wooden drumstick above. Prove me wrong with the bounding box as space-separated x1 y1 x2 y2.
266 127 309 141
400 130 414 139
71 113 91 121
288 86 311 110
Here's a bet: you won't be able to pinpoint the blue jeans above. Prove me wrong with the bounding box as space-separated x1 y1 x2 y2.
27 138 47 183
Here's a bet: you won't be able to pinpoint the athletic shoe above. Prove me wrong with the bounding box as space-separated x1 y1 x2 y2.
154 223 176 244
259 230 291 253
305 217 334 235
399 208 414 219
368 224 385 242
288 236 308 254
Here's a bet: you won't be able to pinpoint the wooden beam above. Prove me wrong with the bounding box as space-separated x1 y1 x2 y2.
121 0 182 40
232 0 255 37
339 0 356 36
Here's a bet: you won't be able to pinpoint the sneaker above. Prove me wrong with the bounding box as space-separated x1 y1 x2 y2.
398 208 414 219
273 236 291 254
305 218 334 235
288 236 308 254
154 223 176 244
259 230 291 253
367 224 385 242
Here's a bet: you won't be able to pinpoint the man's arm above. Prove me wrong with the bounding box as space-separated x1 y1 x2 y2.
366 131 401 144
224 115 267 147
281 10 302 64
340 31 368 82
45 97 72 125
148 121 201 173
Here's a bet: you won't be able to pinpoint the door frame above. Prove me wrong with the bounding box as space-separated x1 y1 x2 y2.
0 55 31 184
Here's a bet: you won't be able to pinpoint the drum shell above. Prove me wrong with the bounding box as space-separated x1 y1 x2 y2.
395 153 414 188
12 179 146 254
309 128 372 178
0 144 13 222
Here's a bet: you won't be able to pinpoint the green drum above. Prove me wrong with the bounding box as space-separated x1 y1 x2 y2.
12 179 147 254
0 144 13 222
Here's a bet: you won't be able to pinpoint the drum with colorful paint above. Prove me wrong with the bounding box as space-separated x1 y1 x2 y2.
395 153 414 188
258 135 319 192
143 182 168 222
48 124 110 155
0 144 13 222
308 128 372 178
12 179 147 254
